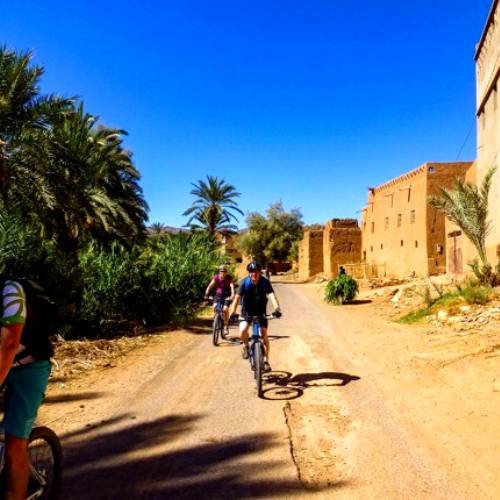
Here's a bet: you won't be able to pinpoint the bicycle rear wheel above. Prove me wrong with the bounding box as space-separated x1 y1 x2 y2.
253 343 264 398
27 426 63 500
212 314 222 346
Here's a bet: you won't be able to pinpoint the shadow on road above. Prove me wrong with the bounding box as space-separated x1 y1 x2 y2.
43 391 105 405
262 371 360 401
343 299 373 305
60 412 327 499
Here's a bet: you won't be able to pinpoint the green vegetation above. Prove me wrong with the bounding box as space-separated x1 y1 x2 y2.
237 201 304 265
183 175 243 238
397 280 493 324
0 46 227 338
428 166 497 285
324 274 359 304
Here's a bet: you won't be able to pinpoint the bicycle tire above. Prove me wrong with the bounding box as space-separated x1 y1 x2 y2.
212 314 221 346
254 343 264 398
27 426 63 500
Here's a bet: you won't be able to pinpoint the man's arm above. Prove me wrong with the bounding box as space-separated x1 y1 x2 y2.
268 292 280 312
0 323 22 385
229 294 240 317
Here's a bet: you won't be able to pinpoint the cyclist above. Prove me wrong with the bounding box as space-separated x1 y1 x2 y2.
229 260 281 372
204 265 235 337
0 279 53 500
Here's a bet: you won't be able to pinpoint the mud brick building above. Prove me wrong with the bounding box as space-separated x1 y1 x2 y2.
361 162 472 278
474 0 500 264
298 229 324 279
323 219 361 278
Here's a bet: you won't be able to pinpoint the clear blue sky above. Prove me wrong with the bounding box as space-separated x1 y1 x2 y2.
2 0 492 227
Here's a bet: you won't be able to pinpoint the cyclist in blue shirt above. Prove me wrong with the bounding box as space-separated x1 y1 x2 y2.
229 261 281 372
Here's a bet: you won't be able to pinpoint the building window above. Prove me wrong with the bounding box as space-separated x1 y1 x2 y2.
363 222 366 231
436 244 443 254
410 210 416 224
397 213 402 227
371 222 375 233
401 240 404 247
380 243 383 250
363 250 366 261
385 217 389 229
428 166 435 173
415 240 418 248
370 246 373 252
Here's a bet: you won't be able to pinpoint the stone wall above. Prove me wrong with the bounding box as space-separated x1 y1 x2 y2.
298 230 324 279
323 219 362 278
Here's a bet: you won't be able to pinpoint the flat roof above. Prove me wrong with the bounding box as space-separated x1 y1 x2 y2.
475 0 499 61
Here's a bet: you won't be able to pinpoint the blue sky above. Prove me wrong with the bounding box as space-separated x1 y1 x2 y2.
2 1 492 227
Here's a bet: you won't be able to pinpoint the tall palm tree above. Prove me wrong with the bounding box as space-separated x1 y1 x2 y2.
0 46 72 198
12 104 148 258
183 175 243 237
428 166 496 274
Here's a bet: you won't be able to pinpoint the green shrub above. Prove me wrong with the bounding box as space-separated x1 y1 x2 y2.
324 274 359 304
78 233 221 336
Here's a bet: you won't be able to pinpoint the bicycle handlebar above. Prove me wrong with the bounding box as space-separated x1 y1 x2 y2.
239 313 281 321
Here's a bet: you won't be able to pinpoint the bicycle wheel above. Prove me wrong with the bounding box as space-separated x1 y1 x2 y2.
253 343 264 398
212 314 221 346
27 426 63 500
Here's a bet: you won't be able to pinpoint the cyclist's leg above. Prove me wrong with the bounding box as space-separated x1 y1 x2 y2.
240 320 250 358
261 327 270 361
3 360 51 499
223 302 230 326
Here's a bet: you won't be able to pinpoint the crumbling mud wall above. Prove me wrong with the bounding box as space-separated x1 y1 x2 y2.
298 230 324 279
323 219 362 278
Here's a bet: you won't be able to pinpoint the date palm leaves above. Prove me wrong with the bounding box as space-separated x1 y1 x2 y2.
183 175 243 237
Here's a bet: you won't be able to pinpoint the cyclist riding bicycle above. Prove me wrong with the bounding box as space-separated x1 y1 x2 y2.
0 278 53 500
204 265 235 337
229 260 281 372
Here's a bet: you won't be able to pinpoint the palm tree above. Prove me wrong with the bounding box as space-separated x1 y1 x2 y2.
0 46 72 199
183 175 243 238
12 104 148 258
428 166 496 282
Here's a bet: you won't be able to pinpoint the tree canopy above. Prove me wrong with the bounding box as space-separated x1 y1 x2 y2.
237 201 304 264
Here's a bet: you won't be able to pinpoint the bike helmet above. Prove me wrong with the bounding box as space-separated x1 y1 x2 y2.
246 260 262 272
218 264 228 272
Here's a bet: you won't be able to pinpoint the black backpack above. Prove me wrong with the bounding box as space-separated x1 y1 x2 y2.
15 279 57 361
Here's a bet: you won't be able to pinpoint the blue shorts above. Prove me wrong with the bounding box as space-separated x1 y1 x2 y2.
2 360 51 439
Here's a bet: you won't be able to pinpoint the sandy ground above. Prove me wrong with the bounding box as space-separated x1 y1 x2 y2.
37 283 499 499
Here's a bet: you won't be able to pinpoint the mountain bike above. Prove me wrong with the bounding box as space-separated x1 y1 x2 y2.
242 314 279 398
0 425 62 499
208 296 231 346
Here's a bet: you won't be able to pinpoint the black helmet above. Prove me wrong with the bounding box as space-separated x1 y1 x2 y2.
247 260 262 272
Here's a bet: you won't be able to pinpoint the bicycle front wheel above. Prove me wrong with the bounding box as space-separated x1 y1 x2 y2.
253 343 264 398
212 314 222 346
27 426 63 500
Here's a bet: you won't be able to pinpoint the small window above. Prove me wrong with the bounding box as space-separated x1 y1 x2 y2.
370 246 373 252
401 240 404 247
371 222 375 233
410 210 416 224
436 244 443 254
385 217 389 229
397 213 402 227
428 166 435 174
363 250 366 261
415 240 418 248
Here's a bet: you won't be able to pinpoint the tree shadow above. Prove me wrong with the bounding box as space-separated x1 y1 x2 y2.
261 371 360 401
344 299 372 305
43 391 106 405
59 412 344 499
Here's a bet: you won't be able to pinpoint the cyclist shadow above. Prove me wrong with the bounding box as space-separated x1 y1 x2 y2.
261 371 360 400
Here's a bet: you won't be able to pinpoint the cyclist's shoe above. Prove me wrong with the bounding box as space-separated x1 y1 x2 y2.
264 361 272 372
224 325 230 337
242 345 249 360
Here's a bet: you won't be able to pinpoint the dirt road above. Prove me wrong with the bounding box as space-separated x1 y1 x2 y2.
39 283 499 499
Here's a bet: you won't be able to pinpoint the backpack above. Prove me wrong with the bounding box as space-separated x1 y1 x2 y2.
15 279 57 361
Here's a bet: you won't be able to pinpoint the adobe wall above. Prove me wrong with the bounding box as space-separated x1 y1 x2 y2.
298 230 324 279
475 0 500 266
361 162 471 278
323 219 361 278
